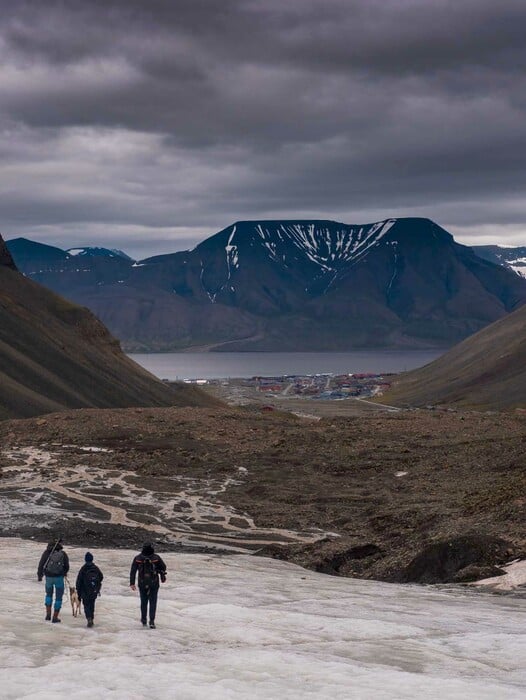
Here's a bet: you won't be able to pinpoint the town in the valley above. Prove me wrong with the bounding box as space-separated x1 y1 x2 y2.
251 372 392 399
181 372 394 410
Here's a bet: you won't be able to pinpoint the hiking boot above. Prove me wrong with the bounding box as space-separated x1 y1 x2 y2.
87 618 94 628
45 605 52 621
149 621 156 629
52 610 61 624
141 618 147 627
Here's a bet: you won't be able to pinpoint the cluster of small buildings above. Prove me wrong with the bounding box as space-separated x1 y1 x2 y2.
253 373 393 400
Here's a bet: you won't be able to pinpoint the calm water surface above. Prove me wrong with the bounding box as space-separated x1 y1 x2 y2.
128 350 444 380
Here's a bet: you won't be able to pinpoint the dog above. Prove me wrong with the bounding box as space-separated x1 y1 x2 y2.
65 578 81 617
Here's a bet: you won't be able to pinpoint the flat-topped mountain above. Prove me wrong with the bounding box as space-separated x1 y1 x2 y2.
382 300 526 409
8 218 526 351
0 234 217 419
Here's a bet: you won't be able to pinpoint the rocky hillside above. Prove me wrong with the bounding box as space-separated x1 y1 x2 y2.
382 301 526 409
0 236 17 269
8 219 526 351
0 234 218 419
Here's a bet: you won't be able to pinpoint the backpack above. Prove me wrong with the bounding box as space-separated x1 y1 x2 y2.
139 557 157 587
83 567 100 597
44 550 65 576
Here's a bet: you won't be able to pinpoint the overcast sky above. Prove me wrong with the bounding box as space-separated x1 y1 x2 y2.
1 0 525 258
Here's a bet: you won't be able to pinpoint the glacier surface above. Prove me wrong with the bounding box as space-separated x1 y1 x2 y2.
2 539 525 700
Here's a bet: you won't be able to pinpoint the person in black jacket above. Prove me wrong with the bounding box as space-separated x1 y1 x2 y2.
129 542 167 629
76 552 104 628
37 539 70 623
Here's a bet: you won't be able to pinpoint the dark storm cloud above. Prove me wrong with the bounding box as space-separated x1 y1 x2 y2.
0 0 525 254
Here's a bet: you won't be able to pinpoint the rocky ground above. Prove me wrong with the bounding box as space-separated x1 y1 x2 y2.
1 405 525 584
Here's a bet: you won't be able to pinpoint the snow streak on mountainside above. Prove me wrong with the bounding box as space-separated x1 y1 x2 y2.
238 219 397 272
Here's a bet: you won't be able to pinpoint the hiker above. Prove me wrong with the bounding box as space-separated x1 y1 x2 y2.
76 552 104 628
37 539 70 623
129 542 167 629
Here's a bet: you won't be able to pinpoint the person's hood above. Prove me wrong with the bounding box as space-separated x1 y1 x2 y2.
47 542 63 551
141 543 155 556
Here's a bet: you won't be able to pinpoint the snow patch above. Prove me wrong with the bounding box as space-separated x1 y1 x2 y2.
1 539 525 699
255 220 397 276
473 559 526 591
225 224 239 279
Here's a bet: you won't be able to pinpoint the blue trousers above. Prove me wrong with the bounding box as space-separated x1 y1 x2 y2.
45 576 64 611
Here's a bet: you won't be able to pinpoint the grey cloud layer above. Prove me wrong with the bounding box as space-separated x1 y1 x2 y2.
0 0 525 253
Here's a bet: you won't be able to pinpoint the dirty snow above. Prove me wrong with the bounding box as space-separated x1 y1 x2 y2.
473 559 526 591
2 539 525 700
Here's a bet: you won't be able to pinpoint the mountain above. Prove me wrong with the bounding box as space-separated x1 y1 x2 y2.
6 238 70 271
0 234 217 419
7 239 134 268
381 301 526 409
66 246 134 260
472 245 526 279
8 218 526 351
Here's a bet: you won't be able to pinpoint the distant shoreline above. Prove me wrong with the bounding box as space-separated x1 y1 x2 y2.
128 349 444 382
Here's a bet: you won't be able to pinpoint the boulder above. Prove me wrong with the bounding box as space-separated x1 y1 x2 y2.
400 535 512 584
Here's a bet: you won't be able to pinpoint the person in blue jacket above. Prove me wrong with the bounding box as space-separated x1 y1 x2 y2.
37 539 70 623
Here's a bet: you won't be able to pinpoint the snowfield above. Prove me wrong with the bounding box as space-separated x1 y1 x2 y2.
2 539 525 700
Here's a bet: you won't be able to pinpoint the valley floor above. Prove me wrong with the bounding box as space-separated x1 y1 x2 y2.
3 539 525 700
0 406 525 583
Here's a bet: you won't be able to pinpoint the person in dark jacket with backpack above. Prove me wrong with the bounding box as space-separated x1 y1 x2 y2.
76 552 104 628
37 539 70 623
129 542 167 629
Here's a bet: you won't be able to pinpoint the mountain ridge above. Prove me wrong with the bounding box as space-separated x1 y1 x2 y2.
7 218 526 351
472 244 526 279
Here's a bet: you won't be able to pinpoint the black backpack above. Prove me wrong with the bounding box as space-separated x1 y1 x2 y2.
83 567 100 597
139 557 157 587
44 550 65 576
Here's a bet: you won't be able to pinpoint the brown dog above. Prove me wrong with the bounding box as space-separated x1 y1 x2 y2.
67 580 81 617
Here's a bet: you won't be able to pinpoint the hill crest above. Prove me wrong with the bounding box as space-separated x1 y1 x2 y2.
0 233 218 419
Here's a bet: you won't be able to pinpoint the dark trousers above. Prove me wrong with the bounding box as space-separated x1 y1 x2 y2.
139 585 159 622
82 595 96 620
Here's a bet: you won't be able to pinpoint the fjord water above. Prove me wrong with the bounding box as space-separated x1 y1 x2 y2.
128 350 443 380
